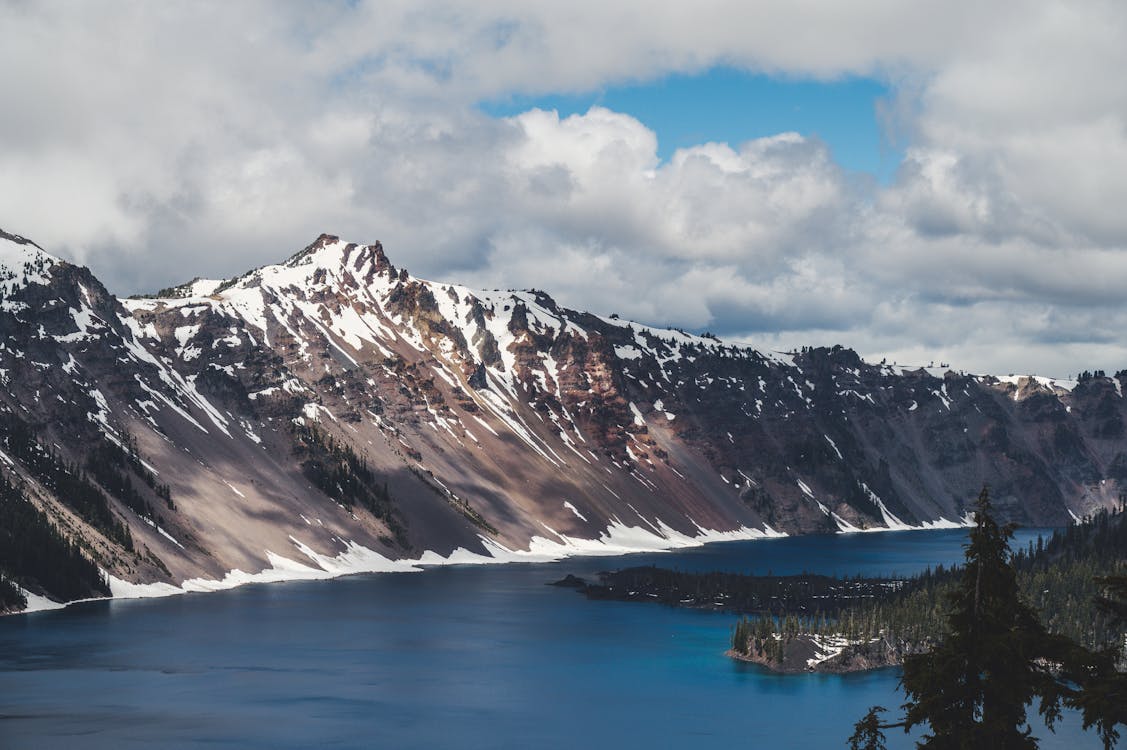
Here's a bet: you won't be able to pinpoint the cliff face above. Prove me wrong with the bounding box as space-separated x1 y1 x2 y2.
1 229 1125 605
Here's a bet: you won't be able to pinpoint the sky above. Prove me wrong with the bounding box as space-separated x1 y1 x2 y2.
2 1 1126 378
481 70 899 179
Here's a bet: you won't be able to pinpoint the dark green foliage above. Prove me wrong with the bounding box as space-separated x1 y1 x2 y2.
732 616 753 654
752 506 1126 655
1095 575 1127 625
569 488 1125 747
862 490 1126 750
1078 370 1108 382
848 706 888 750
212 275 245 295
449 495 497 535
1059 642 1126 750
0 571 25 611
612 507 1125 663
588 565 897 617
1066 573 1127 748
293 423 407 547
118 432 174 507
900 488 1057 749
732 614 789 662
707 500 1126 748
0 473 110 602
86 445 153 521
85 436 173 520
1012 509 1127 650
0 410 132 550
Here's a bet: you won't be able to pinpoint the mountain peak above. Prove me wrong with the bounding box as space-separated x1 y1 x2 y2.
283 233 391 273
0 227 46 252
137 234 399 302
283 233 342 267
259 233 399 289
0 227 60 287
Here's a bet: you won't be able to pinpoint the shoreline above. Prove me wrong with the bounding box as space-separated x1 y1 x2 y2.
7 519 789 617
6 514 978 618
726 633 922 674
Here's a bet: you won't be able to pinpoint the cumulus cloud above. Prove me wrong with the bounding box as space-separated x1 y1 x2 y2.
1 1 1126 375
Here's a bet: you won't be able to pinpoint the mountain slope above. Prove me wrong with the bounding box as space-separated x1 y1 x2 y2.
2 229 1125 611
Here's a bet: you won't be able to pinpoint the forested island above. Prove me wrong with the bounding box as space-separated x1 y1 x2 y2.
555 503 1126 675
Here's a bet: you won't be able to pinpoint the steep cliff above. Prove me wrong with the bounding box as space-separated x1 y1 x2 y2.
1 229 1123 611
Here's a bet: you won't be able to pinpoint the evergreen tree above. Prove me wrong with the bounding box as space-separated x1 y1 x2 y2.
1094 575 1127 625
899 487 1059 748
1066 574 1127 748
852 488 1125 749
848 706 888 750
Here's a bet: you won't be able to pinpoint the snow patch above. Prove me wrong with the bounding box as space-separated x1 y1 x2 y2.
16 587 67 613
65 519 787 612
823 434 843 460
563 501 588 522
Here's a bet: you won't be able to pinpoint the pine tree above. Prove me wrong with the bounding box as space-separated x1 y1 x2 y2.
848 706 888 750
852 488 1127 749
899 487 1057 748
1066 574 1127 748
1094 575 1127 625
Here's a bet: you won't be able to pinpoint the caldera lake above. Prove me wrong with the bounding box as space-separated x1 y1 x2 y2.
0 527 1114 749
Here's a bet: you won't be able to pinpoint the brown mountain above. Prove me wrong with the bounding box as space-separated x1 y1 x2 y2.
1 229 1123 610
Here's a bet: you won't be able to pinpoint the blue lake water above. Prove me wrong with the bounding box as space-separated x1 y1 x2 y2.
0 528 1114 749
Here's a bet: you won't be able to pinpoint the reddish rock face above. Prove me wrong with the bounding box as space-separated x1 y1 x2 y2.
1 229 1125 596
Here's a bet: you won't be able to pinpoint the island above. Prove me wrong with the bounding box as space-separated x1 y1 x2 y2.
552 506 1126 674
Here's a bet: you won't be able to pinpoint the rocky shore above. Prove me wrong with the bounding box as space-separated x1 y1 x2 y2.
727 633 929 674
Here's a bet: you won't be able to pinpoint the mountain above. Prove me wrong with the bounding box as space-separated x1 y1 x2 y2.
2 228 1125 612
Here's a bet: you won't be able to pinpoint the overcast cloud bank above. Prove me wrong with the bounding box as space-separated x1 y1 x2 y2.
2 1 1125 376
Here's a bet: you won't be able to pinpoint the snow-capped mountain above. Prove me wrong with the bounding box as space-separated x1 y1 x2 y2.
2 229 1124 611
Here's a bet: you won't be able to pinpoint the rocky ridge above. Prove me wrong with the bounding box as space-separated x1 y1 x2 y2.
2 229 1126 612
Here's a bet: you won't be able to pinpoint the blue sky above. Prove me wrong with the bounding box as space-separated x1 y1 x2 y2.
481 68 899 182
6 2 1126 375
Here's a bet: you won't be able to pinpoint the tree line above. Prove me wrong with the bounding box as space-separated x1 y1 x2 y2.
85 437 174 526
0 472 111 608
0 409 133 550
292 422 408 547
848 490 1126 749
0 406 181 610
582 491 1126 747
730 504 1127 657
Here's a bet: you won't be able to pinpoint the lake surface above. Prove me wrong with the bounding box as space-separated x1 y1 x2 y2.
0 528 1114 749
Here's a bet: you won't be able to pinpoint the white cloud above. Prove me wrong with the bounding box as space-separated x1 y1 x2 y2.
1 1 1126 375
